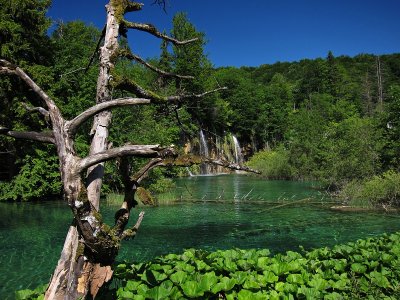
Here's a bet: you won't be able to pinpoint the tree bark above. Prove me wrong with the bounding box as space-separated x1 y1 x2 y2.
45 2 120 299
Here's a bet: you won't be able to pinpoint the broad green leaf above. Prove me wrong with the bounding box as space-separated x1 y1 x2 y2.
329 279 349 291
182 249 196 262
126 280 140 291
308 275 329 290
116 290 134 299
146 280 173 300
262 270 279 283
287 273 304 285
324 292 344 300
237 289 255 300
195 259 210 271
182 280 203 298
233 271 249 285
198 271 218 292
351 263 367 274
369 271 391 288
257 257 270 269
175 261 195 273
333 259 347 272
170 270 187 285
243 278 261 290
212 277 237 293
15 290 34 300
137 284 149 296
224 258 238 272
275 281 285 292
297 286 321 299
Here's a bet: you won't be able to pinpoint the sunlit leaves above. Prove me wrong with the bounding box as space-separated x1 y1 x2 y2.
112 232 400 299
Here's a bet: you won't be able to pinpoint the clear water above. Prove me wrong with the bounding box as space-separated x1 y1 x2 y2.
1 174 400 298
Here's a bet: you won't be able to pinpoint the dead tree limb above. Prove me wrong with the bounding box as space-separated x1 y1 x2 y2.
0 127 55 144
122 21 198 45
117 49 194 79
121 211 145 240
21 103 50 119
77 144 165 172
113 76 227 103
66 97 151 136
0 60 63 119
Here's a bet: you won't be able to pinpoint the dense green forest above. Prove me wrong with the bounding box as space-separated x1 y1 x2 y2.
1 0 400 208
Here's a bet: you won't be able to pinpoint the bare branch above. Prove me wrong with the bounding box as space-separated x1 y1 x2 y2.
85 24 106 73
0 59 63 121
112 155 166 235
21 103 50 119
60 67 86 78
117 49 194 79
159 154 261 174
133 158 163 183
114 76 227 103
173 107 195 139
121 211 145 240
122 20 198 45
152 0 168 12
0 126 55 144
66 97 151 136
77 144 163 172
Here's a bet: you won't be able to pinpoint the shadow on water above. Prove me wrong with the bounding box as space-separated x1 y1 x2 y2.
1 174 400 298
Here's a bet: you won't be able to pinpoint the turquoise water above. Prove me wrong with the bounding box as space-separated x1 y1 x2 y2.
1 175 400 298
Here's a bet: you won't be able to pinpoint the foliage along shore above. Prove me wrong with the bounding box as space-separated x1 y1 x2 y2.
246 151 400 210
1 0 400 203
17 231 400 299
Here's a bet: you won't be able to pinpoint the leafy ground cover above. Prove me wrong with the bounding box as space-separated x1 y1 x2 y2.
17 232 400 299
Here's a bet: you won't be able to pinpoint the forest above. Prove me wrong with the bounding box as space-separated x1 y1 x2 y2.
1 0 400 299
1 1 399 207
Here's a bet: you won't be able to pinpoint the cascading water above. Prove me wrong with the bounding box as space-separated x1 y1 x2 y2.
232 135 243 165
186 167 194 177
199 129 210 174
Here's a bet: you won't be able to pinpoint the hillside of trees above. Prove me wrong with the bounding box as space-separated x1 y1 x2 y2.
1 1 400 206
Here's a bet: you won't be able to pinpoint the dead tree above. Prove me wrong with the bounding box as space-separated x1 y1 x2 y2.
0 1 257 299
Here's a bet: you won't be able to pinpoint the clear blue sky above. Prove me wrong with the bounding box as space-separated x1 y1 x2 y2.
48 0 400 67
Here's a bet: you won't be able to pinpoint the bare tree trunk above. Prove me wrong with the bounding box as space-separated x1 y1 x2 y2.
45 3 119 299
87 0 120 209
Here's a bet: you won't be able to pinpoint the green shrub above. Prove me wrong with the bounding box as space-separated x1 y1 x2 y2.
0 147 62 201
246 147 293 179
340 170 400 207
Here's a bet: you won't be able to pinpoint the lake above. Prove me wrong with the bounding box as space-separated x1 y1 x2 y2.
1 174 400 298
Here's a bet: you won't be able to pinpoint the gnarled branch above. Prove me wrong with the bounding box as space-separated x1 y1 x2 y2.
113 75 227 103
0 126 55 144
0 59 63 124
133 158 164 183
159 154 261 174
116 49 194 79
122 20 198 45
66 97 151 136
21 103 50 119
77 144 164 172
121 211 145 240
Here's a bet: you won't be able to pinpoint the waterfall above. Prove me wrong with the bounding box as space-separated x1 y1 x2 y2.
199 130 210 174
232 135 243 165
186 167 194 177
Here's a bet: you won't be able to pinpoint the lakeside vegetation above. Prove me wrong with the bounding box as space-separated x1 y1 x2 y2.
1 1 400 207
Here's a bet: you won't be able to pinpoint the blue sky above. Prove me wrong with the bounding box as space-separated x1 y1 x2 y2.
48 0 400 67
